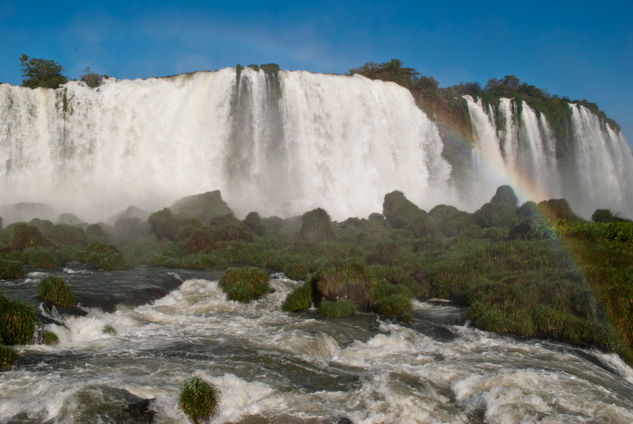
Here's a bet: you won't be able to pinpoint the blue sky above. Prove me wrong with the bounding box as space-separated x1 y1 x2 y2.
2 0 632 145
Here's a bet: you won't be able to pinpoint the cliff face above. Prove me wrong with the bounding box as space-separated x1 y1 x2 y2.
1 67 632 222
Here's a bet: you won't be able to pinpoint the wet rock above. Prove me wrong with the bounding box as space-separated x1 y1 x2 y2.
171 190 233 223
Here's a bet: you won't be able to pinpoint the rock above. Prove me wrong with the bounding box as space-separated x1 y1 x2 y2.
148 208 200 240
243 211 265 235
171 190 233 223
537 199 581 221
298 208 335 242
0 202 57 225
382 190 425 229
56 213 84 226
429 204 476 236
107 205 151 225
474 185 519 228
57 385 155 424
46 224 88 247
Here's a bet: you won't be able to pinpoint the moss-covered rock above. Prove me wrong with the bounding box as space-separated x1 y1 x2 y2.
243 211 265 235
179 376 219 424
538 199 581 221
474 185 519 228
219 267 270 303
0 258 24 279
44 331 59 345
29 218 54 234
148 208 201 240
56 213 84 226
24 247 63 268
282 282 312 312
46 224 87 246
0 292 37 345
318 299 357 317
382 190 425 229
80 243 125 270
282 262 308 281
86 223 111 243
8 223 51 251
38 276 75 307
298 208 335 242
171 190 233 223
429 204 476 236
0 345 18 371
310 262 376 310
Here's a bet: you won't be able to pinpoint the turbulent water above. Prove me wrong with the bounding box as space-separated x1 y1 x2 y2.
1 265 633 423
2 68 631 222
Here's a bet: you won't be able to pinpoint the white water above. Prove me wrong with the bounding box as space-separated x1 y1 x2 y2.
1 70 632 222
2 273 633 423
0 70 452 222
465 97 633 217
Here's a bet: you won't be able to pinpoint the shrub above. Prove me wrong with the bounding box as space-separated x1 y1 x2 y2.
0 293 37 345
179 376 219 424
0 345 18 371
243 212 265 235
282 262 308 280
310 262 376 310
382 190 425 229
25 247 63 268
373 293 412 316
44 331 59 345
0 258 24 279
282 283 312 312
298 208 335 242
219 267 269 303
102 325 116 335
80 243 125 270
38 276 75 307
318 299 357 317
8 223 50 251
19 54 67 88
46 224 87 246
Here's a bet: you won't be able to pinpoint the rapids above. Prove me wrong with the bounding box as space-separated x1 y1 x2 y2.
1 265 632 423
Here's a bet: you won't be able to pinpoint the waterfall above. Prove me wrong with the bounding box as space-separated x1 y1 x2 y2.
1 69 632 222
0 69 452 222
465 97 633 218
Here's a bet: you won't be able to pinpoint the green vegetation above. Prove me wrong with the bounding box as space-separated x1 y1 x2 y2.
219 267 270 302
309 262 376 310
81 67 108 88
44 332 59 345
80 243 125 270
318 299 357 317
38 276 75 307
0 345 18 371
179 376 219 424
282 282 312 312
19 54 67 89
0 291 37 345
0 258 24 279
102 325 117 336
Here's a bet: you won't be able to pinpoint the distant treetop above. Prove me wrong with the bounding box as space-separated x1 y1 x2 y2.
19 54 68 89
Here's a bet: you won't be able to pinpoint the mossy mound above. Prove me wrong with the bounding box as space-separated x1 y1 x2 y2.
243 211 265 235
29 218 54 234
46 223 88 246
44 331 59 345
371 280 413 317
282 262 308 281
80 243 125 270
0 258 24 279
429 204 477 236
56 213 84 226
148 208 201 240
538 199 581 221
309 262 376 310
0 345 18 371
86 223 111 243
219 267 270 303
298 208 335 242
474 185 519 228
318 299 357 317
8 223 51 251
171 190 233 223
38 276 75 307
0 292 37 345
382 190 426 229
24 247 64 268
282 282 312 312
179 376 219 424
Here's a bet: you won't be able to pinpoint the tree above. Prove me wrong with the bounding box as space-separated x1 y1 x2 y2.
19 54 67 89
81 67 107 88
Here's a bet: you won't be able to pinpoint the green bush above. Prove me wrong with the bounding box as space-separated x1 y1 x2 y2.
46 224 87 246
38 276 75 307
0 293 37 345
282 283 312 312
179 376 219 424
298 208 335 242
0 258 24 279
318 299 357 317
310 262 376 310
25 247 63 268
282 262 308 280
80 243 125 270
44 331 59 345
102 325 116 335
0 345 18 371
219 267 269 303
8 223 50 251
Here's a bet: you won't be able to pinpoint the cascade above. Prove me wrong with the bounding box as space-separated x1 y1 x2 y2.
1 69 632 221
